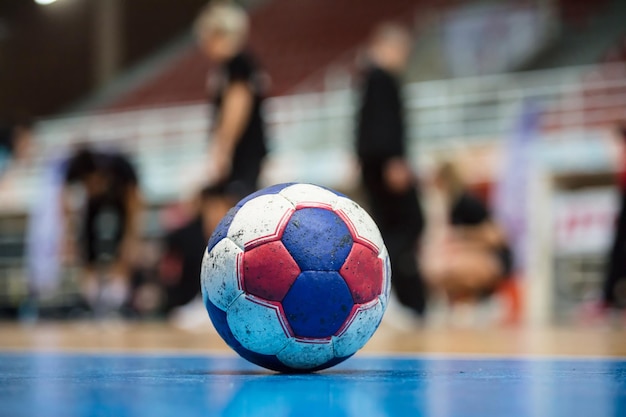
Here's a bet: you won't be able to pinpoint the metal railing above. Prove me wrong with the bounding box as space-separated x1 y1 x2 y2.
1 62 625 317
2 62 625 214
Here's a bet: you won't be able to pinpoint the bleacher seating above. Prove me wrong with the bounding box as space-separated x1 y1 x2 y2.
602 33 626 63
104 0 434 111
540 6 626 132
559 0 609 29
3 2 626 317
542 62 626 132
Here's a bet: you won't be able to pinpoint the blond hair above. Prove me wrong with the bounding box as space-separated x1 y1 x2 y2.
194 2 249 44
436 160 465 197
371 22 411 47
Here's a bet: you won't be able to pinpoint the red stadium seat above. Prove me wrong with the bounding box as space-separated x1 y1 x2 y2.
103 0 456 112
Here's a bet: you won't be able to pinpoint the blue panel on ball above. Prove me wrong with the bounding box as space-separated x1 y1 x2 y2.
236 183 296 208
204 296 243 350
232 348 297 374
207 206 240 252
281 208 353 271
204 298 297 372
282 271 354 338
205 297 297 373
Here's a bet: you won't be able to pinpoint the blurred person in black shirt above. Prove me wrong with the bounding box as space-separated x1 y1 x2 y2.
63 146 142 314
422 161 512 300
356 23 426 318
603 122 626 310
0 117 33 176
195 1 267 204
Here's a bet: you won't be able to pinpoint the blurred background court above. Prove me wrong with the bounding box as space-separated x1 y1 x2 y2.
1 0 626 410
2 0 626 326
1 0 626 415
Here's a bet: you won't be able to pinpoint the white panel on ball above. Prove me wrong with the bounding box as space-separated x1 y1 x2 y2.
378 246 392 310
227 194 295 250
201 238 244 311
333 196 385 253
278 183 339 208
276 339 335 369
227 295 291 355
333 299 384 358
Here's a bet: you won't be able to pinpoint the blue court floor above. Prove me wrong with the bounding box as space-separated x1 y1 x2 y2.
1 352 625 417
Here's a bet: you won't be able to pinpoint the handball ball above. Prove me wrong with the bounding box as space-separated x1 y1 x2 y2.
201 183 390 372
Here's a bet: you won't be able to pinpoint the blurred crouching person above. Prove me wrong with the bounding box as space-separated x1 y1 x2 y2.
62 146 142 315
422 162 512 301
161 185 231 314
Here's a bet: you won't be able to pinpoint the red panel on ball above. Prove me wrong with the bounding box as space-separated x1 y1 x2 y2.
243 241 301 301
340 242 383 304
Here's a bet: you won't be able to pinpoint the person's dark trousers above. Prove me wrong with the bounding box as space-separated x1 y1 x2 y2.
360 159 427 316
384 229 427 316
604 191 626 308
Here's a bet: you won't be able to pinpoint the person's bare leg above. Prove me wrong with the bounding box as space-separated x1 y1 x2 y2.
439 248 501 297
81 266 99 307
423 240 502 297
102 260 132 310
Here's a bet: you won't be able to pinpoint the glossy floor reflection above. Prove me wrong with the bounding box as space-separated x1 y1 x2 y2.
1 353 625 417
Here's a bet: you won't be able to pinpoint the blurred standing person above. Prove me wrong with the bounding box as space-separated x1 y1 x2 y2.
356 24 426 318
162 2 267 326
195 1 267 206
63 146 142 315
603 122 626 310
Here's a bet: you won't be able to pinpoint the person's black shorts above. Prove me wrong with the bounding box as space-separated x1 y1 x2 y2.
475 245 514 299
496 245 514 279
81 199 126 266
224 153 263 202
